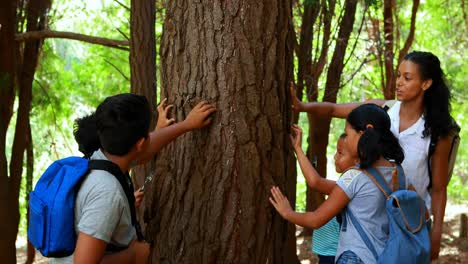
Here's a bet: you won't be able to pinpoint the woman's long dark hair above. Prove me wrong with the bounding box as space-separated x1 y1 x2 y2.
404 51 458 140
347 104 405 168
73 93 151 157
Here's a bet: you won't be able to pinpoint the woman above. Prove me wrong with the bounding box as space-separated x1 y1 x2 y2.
290 51 458 260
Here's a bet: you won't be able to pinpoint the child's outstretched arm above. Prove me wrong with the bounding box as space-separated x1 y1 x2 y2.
291 125 336 194
138 101 216 164
290 82 385 118
269 185 349 229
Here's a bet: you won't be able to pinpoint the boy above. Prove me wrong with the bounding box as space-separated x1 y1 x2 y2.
53 94 215 264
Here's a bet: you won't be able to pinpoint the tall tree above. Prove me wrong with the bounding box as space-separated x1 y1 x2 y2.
130 0 156 105
0 0 18 259
0 0 51 261
370 0 420 99
144 0 298 262
129 0 157 234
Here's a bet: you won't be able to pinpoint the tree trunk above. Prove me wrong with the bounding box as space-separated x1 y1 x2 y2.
0 0 18 261
295 1 320 124
130 0 156 106
460 214 467 238
397 0 419 65
306 0 358 215
25 123 35 264
383 0 395 99
145 0 297 263
303 0 336 235
0 0 50 261
129 0 157 236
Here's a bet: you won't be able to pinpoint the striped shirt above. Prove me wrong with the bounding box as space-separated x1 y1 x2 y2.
312 217 340 256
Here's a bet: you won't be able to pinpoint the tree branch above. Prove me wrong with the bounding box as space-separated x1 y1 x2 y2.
114 0 130 11
16 30 130 51
116 27 130 41
398 0 420 64
104 58 130 81
343 4 367 69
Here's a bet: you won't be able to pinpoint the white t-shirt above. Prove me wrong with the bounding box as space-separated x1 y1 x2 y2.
387 101 431 211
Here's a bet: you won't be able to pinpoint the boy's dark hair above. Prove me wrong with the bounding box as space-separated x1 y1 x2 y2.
347 104 404 168
74 93 151 156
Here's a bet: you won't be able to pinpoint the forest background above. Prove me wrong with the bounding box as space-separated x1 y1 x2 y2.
0 0 466 263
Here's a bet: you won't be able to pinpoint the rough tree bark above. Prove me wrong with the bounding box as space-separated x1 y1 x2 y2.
129 0 157 235
130 0 156 105
0 0 18 261
145 0 298 263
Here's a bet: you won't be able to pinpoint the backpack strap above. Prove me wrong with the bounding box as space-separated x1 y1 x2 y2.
447 133 460 179
426 136 437 191
88 160 144 241
394 163 406 191
382 100 397 112
343 207 379 261
427 127 461 190
361 167 392 197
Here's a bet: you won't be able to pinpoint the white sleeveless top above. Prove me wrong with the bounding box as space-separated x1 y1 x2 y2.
387 101 432 212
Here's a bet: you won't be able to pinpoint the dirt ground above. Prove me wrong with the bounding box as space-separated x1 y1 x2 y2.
17 204 468 263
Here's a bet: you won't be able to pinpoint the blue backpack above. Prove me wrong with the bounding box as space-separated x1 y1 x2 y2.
28 157 141 257
342 164 431 264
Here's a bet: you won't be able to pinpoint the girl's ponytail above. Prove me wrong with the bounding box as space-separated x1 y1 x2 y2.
73 114 101 157
357 128 380 168
380 129 404 164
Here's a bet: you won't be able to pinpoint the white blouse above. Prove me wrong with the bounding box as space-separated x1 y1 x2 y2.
387 101 432 212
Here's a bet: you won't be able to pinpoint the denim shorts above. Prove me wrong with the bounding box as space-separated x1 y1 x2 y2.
336 250 364 264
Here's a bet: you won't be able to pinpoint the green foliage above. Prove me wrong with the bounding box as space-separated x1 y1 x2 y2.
303 0 319 6
365 0 380 8
447 174 468 203
12 0 467 246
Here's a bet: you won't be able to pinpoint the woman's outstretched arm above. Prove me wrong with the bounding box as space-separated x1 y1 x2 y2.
290 83 385 118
